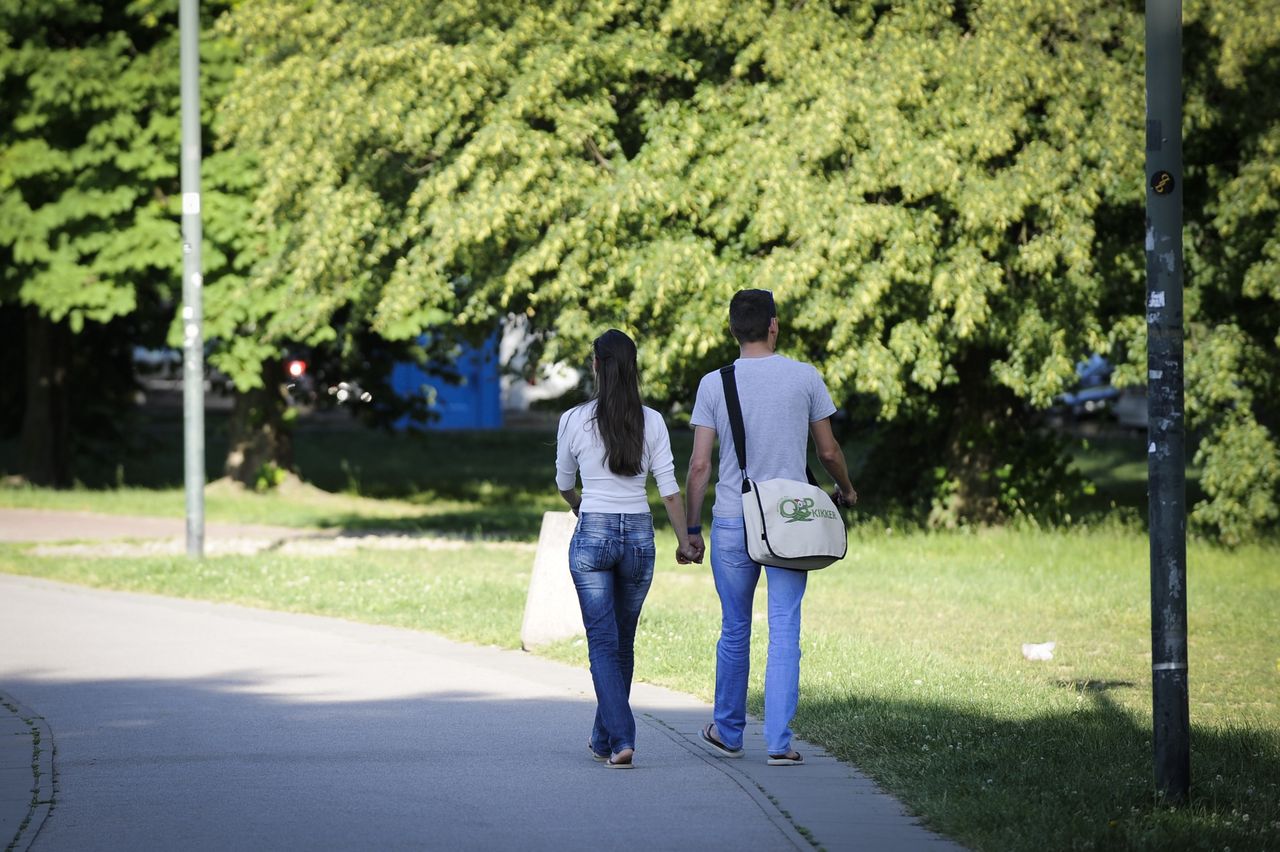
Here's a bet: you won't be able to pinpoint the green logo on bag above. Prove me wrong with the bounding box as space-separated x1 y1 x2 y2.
779 498 814 523
778 497 836 523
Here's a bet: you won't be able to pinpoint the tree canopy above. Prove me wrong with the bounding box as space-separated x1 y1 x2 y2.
1174 0 1280 542
217 0 1280 541
0 0 247 483
1 0 183 330
221 0 1132 398
6 0 1277 540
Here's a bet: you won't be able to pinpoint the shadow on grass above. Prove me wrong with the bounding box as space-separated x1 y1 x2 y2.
784 681 1278 852
4 405 1179 540
310 494 690 541
1067 432 1209 527
310 507 551 540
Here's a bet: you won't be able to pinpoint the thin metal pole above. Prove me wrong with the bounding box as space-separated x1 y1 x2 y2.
1145 0 1190 803
180 0 205 558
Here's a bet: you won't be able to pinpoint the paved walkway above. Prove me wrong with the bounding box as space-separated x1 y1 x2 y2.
0 507 324 544
0 510 965 851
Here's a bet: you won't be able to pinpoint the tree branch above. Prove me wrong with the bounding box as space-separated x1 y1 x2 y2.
583 136 614 173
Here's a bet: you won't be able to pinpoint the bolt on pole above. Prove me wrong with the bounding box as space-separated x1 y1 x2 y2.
1145 0 1190 803
180 0 205 559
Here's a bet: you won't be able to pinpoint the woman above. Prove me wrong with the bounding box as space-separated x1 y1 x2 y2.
555 329 698 769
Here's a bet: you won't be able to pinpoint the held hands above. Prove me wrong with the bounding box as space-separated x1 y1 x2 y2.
676 533 705 565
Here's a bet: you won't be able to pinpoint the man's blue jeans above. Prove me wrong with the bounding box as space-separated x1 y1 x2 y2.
569 512 655 755
710 515 807 756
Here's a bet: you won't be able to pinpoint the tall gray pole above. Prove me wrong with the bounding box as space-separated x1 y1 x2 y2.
1145 0 1190 802
180 0 205 558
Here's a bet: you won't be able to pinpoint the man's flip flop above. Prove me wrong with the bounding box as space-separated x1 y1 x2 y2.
606 750 635 769
767 751 804 766
699 723 744 758
588 742 609 763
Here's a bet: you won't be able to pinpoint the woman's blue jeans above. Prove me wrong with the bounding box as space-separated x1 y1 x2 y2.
710 515 808 756
569 512 655 755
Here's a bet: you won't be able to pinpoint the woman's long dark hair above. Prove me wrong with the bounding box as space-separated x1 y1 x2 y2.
591 329 644 476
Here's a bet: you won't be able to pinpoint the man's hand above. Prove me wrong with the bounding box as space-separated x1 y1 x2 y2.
812 418 858 511
832 487 858 508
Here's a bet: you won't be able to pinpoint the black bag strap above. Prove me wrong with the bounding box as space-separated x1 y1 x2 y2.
719 366 750 493
719 364 818 493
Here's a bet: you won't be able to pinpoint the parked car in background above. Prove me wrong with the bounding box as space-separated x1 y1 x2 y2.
1052 354 1149 430
1112 386 1149 430
131 346 231 399
1055 354 1119 417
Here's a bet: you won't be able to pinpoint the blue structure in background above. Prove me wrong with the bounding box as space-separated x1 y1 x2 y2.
390 335 502 430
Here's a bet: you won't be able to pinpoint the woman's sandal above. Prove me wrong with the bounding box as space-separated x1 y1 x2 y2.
767 750 804 766
606 748 635 769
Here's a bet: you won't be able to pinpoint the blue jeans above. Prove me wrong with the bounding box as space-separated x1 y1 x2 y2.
710 515 808 755
569 512 655 755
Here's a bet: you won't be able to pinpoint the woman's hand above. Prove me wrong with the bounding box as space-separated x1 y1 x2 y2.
559 488 582 517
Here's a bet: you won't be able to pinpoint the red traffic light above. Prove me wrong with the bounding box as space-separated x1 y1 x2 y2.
286 359 307 378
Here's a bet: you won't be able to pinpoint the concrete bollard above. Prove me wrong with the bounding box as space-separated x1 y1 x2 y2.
520 511 584 650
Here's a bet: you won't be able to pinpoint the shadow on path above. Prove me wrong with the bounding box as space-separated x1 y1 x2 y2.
2 671 811 852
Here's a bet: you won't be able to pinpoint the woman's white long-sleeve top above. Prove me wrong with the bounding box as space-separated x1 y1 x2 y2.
555 401 679 514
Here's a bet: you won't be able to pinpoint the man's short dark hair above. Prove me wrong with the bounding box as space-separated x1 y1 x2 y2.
729 289 776 343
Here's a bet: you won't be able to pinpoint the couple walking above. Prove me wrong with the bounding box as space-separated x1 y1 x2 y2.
555 289 859 769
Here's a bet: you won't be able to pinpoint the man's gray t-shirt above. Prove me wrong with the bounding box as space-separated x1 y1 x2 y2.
690 354 837 519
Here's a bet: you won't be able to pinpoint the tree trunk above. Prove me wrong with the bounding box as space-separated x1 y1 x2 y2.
224 360 295 486
20 310 72 487
929 351 1010 527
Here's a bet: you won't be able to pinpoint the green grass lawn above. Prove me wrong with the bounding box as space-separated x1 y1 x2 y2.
1 525 1275 852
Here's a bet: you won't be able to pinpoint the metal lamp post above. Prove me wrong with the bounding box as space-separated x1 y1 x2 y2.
180 0 205 558
1144 0 1190 803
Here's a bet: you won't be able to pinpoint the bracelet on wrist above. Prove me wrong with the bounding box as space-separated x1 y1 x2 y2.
687 525 702 534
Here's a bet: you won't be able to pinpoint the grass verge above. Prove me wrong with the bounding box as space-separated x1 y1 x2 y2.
1 524 1275 851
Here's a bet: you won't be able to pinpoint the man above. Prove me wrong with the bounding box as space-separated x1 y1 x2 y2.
681 289 858 766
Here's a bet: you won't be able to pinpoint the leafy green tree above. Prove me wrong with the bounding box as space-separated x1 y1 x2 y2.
1174 0 1280 544
221 0 1279 540
0 0 244 485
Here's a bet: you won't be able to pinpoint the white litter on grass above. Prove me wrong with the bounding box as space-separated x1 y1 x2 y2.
1021 641 1056 661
